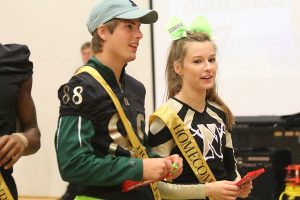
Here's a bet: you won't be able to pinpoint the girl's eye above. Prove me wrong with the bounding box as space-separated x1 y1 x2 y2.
209 58 216 63
193 60 202 64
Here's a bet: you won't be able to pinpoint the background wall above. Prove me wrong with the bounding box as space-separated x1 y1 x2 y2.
152 0 300 116
0 0 154 197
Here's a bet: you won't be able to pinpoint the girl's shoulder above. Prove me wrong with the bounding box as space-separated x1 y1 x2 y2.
207 100 223 111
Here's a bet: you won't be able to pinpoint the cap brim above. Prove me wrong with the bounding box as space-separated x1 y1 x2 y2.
116 9 158 24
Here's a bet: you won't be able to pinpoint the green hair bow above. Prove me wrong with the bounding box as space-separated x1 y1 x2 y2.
165 16 212 40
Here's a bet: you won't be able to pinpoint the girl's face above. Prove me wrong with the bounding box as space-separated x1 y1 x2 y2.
175 41 217 94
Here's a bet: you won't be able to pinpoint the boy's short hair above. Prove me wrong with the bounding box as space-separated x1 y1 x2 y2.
91 19 119 53
80 42 91 51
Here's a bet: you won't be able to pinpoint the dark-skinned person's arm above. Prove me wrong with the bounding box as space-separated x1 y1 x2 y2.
0 77 41 169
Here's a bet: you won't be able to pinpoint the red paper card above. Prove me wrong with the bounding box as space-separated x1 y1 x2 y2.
235 168 265 186
122 179 154 192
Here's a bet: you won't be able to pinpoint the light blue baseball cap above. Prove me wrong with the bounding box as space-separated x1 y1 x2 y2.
86 0 158 35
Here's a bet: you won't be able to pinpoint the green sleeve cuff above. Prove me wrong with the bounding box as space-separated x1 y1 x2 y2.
148 151 162 158
128 157 143 181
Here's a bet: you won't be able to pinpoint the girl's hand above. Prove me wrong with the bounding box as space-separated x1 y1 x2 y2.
238 181 253 198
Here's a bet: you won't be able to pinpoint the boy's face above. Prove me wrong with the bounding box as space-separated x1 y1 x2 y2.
103 19 143 64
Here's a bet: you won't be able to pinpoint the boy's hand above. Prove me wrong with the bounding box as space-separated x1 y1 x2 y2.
165 154 183 180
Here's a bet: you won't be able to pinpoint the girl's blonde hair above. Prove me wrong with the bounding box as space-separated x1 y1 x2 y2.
165 31 234 129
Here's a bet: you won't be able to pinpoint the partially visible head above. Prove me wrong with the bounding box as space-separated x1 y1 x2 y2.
166 31 217 99
86 0 158 54
80 42 91 64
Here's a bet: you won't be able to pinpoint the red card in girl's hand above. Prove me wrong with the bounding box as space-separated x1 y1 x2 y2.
235 168 265 186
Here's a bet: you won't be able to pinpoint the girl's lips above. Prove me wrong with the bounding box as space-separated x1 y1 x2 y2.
201 75 213 79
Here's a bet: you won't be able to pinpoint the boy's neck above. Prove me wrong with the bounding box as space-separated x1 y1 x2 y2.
94 53 126 84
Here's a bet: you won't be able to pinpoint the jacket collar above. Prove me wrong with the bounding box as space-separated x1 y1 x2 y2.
87 56 127 87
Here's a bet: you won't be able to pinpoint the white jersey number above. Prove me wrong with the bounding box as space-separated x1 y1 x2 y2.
62 85 83 105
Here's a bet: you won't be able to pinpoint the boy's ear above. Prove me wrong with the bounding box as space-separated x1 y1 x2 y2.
97 25 108 40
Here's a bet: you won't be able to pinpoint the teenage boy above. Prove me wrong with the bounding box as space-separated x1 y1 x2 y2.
55 0 182 199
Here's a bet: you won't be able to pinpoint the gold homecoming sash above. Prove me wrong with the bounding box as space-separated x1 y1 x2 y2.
150 105 216 200
76 66 161 200
0 172 14 200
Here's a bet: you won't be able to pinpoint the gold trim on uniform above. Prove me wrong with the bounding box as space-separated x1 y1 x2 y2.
152 139 175 157
108 113 131 152
206 107 224 124
108 143 118 156
136 113 145 140
184 109 195 128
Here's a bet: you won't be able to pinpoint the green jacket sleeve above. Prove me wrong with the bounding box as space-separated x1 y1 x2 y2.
55 115 143 186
